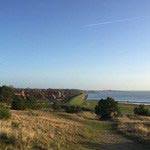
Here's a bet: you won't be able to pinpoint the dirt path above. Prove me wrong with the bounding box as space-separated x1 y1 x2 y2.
60 112 149 150
81 131 148 150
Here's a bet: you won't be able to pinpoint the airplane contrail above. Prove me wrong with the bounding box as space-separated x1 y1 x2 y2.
83 16 149 27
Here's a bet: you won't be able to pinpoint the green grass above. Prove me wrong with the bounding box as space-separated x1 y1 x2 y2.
84 120 116 131
67 94 150 115
118 103 135 114
67 93 86 106
68 93 97 108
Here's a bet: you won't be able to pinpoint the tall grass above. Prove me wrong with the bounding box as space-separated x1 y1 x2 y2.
117 115 150 144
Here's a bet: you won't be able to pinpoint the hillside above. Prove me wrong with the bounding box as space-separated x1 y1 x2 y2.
0 110 149 150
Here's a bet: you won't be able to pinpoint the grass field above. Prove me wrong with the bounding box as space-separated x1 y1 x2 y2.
0 110 149 150
0 94 149 149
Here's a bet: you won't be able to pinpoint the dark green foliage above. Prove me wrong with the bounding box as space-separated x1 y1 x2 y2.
134 105 149 116
65 106 82 113
0 108 11 119
95 97 120 119
51 101 61 111
0 133 16 145
11 96 26 110
25 96 37 109
0 86 15 102
11 96 38 110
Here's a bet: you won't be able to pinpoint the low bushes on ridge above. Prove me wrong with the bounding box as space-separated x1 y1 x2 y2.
134 105 149 116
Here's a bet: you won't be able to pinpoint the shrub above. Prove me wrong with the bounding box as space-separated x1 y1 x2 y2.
0 86 15 102
65 106 82 113
51 101 61 111
25 96 37 109
0 133 16 145
134 105 149 116
0 108 11 119
95 97 120 119
11 96 38 110
11 96 26 110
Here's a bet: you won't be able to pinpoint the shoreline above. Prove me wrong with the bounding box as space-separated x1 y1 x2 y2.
87 99 150 105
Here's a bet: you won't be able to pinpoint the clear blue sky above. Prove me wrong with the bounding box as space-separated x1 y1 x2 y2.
0 0 150 90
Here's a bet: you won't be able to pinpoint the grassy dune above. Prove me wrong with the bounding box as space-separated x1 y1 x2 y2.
0 110 83 150
0 110 149 150
0 94 149 149
117 115 150 144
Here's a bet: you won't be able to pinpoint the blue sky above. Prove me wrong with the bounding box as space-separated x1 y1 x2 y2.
0 0 150 90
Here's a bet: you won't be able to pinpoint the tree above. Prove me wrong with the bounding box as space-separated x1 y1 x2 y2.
0 86 15 102
95 97 120 119
134 105 149 116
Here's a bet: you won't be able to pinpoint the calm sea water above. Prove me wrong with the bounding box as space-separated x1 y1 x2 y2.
87 91 150 105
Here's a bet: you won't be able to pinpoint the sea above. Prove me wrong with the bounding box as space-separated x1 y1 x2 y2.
87 91 150 105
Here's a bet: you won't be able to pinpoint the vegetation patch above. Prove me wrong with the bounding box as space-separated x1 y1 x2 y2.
117 115 150 145
65 105 82 113
0 108 11 119
95 97 120 119
51 101 61 111
134 105 149 116
0 133 16 145
11 121 20 129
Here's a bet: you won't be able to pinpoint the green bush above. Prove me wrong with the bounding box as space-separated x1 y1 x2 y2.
51 101 61 111
11 96 38 110
25 96 37 109
134 105 149 116
0 133 16 145
95 97 120 119
11 96 26 110
0 108 11 119
65 106 82 113
0 86 15 102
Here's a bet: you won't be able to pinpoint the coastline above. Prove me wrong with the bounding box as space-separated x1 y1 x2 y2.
86 91 150 106
87 99 150 105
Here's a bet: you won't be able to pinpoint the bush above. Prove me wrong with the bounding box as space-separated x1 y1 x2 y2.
25 96 37 109
134 105 149 116
0 108 11 119
65 106 82 113
11 96 26 110
11 96 38 110
95 97 120 119
0 133 16 145
0 86 15 102
51 101 61 111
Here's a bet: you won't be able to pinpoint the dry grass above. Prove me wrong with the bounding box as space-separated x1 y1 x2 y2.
0 110 84 150
0 110 149 150
117 115 150 143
